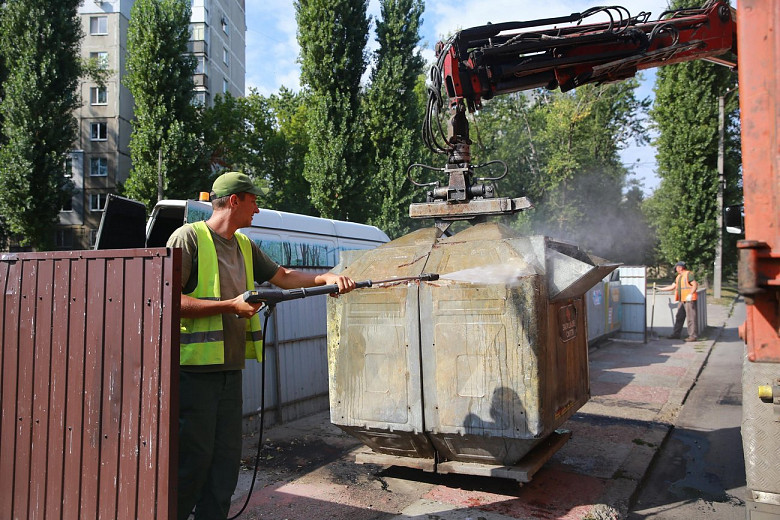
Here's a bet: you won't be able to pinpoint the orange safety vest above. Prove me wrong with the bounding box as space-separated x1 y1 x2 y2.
674 270 697 302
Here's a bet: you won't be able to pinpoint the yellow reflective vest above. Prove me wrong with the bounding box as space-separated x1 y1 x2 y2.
180 221 263 365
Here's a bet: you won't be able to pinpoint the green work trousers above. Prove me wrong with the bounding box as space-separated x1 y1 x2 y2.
177 370 243 520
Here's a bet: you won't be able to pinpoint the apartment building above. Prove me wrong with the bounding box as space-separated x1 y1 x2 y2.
58 0 246 250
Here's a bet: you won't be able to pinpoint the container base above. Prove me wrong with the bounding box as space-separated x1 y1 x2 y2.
354 430 571 483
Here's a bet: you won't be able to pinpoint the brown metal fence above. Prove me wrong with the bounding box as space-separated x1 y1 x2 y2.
0 248 180 520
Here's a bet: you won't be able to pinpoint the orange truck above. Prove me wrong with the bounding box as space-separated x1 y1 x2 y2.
415 0 778 516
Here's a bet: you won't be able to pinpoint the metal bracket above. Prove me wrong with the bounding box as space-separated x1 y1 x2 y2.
409 196 533 220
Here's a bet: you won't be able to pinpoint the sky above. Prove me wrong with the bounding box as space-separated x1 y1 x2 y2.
244 0 674 194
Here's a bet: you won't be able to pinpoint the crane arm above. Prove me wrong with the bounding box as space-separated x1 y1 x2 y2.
411 0 736 227
437 0 736 111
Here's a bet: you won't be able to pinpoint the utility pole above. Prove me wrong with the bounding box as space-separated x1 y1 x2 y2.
157 148 164 203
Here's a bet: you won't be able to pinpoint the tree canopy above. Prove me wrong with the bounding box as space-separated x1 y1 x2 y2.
645 58 739 280
123 0 202 211
296 0 369 220
0 0 83 249
363 0 426 238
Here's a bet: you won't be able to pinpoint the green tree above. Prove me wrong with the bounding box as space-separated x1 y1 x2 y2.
296 0 369 220
0 0 82 250
197 88 316 215
265 88 316 215
123 0 201 212
363 0 425 238
645 59 739 281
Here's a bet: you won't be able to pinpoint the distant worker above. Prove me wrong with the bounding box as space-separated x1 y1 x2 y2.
658 261 699 342
168 171 356 520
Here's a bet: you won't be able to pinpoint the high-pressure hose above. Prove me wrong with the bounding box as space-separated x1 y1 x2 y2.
228 312 270 520
242 273 440 308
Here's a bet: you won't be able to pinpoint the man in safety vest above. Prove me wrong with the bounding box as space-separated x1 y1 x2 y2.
167 171 356 520
658 261 699 342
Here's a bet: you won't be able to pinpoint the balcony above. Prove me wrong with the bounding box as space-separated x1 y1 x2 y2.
187 40 208 56
193 73 209 89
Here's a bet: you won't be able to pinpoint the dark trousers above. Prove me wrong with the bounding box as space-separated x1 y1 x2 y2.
177 370 243 520
672 301 698 339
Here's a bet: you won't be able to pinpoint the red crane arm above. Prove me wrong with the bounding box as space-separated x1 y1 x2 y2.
438 0 736 111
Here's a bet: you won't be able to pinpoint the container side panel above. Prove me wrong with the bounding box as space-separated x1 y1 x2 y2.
0 249 178 520
98 257 125 518
548 299 589 426
45 258 73 518
139 255 165 518
158 250 180 520
0 259 22 520
80 257 106 518
117 256 144 520
30 258 54 520
64 258 88 520
14 259 37 519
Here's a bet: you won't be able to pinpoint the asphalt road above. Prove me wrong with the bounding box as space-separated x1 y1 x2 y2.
628 298 747 519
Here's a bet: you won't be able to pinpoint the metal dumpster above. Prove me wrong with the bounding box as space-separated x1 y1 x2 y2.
327 222 618 479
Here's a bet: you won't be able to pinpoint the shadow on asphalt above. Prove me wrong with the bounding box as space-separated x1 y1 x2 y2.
628 425 746 519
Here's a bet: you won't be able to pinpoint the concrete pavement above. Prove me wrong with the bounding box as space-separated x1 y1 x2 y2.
229 296 738 520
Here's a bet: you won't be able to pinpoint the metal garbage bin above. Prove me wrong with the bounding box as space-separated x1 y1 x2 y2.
328 222 618 479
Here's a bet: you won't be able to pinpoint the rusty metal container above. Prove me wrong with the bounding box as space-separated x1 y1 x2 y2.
327 222 617 478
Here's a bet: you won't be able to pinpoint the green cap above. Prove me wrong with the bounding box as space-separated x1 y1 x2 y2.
212 171 263 198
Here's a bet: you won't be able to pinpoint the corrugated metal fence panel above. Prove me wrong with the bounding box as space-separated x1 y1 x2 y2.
616 266 647 342
0 248 179 520
242 268 330 430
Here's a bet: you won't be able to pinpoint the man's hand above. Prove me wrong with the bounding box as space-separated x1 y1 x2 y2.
316 272 356 294
685 294 693 302
230 293 263 318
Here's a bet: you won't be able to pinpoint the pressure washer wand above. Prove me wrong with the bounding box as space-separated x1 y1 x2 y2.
243 273 439 306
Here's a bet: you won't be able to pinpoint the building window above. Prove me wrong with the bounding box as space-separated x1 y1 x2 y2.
90 193 107 212
221 16 229 35
90 86 107 105
62 194 73 212
90 16 108 35
64 156 73 178
55 229 73 249
90 157 108 177
195 55 206 74
192 91 208 106
91 122 107 141
223 47 229 66
223 78 229 94
90 52 109 69
191 22 206 41
89 229 99 248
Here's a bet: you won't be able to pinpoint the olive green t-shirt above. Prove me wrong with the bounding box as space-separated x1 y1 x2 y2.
167 223 280 372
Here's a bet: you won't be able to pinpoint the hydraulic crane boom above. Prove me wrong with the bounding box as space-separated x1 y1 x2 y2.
409 0 736 226
438 0 735 109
